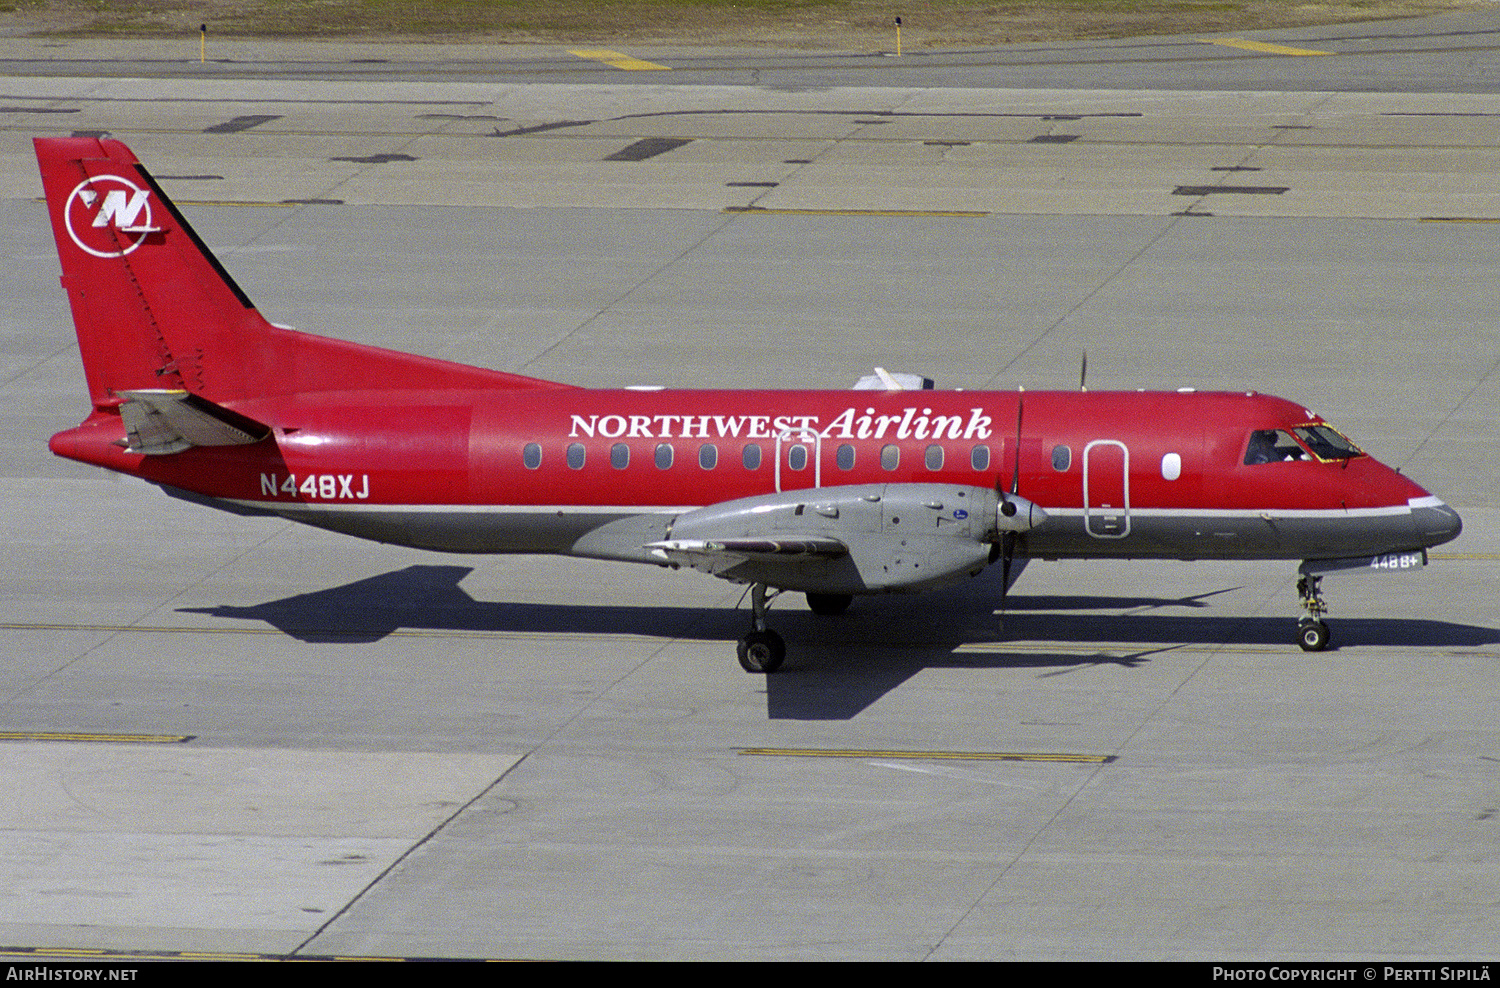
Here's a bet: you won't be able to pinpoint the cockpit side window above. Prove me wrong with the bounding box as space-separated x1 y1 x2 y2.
1244 429 1309 465
1294 425 1365 461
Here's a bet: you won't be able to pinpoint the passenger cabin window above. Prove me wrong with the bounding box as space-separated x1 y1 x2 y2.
925 445 944 470
611 443 630 469
1244 429 1309 465
743 444 762 470
787 444 808 471
699 444 717 469
971 445 991 471
1052 445 1071 472
567 443 585 470
880 445 900 471
836 444 855 470
1294 425 1365 461
655 443 674 469
523 443 541 469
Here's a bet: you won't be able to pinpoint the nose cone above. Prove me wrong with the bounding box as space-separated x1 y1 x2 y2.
1412 496 1462 548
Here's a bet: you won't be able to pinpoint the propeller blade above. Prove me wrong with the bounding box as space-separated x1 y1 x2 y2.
1000 388 1025 625
1010 387 1023 496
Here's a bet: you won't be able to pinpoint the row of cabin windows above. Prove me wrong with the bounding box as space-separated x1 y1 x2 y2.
523 442 1202 483
522 441 1005 472
520 441 1162 476
521 441 1199 482
519 442 1114 472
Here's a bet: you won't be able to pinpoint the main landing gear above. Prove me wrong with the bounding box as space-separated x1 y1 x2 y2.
738 583 787 673
1296 572 1332 652
736 587 856 673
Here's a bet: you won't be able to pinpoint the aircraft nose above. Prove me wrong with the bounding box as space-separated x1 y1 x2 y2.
1412 496 1462 548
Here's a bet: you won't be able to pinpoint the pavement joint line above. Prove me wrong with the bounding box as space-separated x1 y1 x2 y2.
725 206 989 217
738 747 1115 763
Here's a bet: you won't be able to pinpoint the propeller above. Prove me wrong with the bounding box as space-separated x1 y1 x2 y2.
992 387 1026 623
1003 388 1023 603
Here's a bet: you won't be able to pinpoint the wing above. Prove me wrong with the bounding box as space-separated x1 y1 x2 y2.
636 483 1044 594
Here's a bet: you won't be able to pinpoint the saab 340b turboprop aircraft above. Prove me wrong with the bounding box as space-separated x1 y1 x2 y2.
35 137 1462 672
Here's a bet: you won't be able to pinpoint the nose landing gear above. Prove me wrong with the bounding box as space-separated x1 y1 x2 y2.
1296 572 1331 652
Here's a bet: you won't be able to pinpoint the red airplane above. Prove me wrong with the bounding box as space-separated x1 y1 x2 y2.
35 136 1461 672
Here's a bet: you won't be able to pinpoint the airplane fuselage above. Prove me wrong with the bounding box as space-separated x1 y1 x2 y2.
50 385 1456 566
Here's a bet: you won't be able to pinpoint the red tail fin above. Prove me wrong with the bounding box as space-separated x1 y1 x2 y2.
35 136 568 414
36 136 277 407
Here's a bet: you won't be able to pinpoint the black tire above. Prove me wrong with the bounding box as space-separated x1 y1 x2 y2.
806 592 853 616
1298 620 1331 652
737 629 786 673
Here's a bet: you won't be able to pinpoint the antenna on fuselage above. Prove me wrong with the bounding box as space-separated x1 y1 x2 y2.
1080 350 1088 392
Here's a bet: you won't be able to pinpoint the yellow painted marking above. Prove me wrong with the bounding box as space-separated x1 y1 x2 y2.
739 747 1113 763
568 48 670 71
1204 38 1333 57
725 206 989 218
0 731 191 743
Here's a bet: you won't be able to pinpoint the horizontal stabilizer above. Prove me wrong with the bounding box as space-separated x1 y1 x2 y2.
118 389 271 455
852 367 935 391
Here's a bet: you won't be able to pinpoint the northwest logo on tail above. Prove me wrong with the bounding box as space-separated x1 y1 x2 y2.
63 174 161 258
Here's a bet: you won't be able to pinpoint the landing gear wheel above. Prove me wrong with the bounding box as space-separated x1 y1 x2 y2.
806 592 853 616
738 629 786 673
1298 620 1331 652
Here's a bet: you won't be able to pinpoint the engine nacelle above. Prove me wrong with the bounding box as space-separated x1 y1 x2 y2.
663 483 1045 594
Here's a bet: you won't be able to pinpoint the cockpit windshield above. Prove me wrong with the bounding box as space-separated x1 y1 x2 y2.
1244 429 1309 465
1293 425 1364 461
1244 425 1366 465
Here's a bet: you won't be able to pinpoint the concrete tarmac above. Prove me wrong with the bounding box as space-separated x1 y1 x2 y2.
0 27 1497 961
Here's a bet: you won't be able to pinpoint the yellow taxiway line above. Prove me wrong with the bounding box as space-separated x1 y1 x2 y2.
0 730 192 743
1204 38 1333 57
568 48 671 71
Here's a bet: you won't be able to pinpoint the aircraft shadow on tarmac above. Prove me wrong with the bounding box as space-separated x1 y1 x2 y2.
179 565 1498 721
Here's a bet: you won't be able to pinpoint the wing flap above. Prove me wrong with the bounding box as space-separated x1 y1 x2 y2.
645 536 847 576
